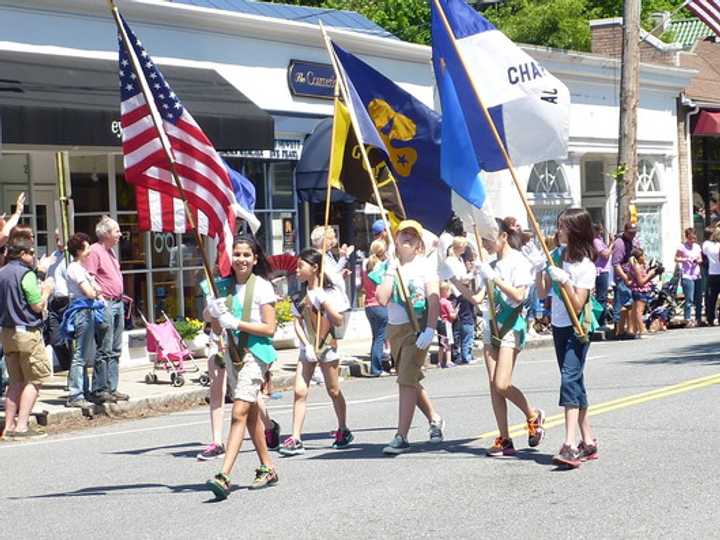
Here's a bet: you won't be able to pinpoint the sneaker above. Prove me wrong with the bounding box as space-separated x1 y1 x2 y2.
428 417 445 444
249 465 279 490
197 442 226 461
577 439 599 462
486 437 516 457
92 391 117 404
331 428 354 449
12 427 47 440
383 433 411 455
206 472 231 500
65 399 91 409
552 444 581 469
265 420 281 451
111 391 130 401
278 437 305 456
527 409 546 448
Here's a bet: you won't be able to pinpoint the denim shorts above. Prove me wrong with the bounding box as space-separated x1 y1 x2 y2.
632 291 651 303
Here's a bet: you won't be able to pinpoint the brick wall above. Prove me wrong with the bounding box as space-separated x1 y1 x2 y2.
591 21 676 65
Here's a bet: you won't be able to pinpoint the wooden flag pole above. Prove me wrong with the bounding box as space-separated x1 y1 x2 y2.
55 151 71 266
320 23 420 334
109 0 242 362
432 0 585 340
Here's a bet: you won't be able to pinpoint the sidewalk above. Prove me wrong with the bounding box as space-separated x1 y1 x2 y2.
0 332 554 433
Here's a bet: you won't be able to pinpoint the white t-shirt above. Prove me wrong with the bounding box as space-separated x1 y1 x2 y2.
66 261 96 300
292 286 350 359
550 257 596 328
232 276 277 324
702 241 720 275
387 255 438 325
492 249 533 308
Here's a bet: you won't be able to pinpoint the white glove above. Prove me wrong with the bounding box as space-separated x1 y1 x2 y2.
527 252 547 273
548 265 570 285
303 346 317 362
478 262 498 282
218 312 240 330
415 327 435 350
207 297 228 319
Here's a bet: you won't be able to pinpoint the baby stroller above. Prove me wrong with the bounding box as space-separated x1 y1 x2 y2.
140 311 208 387
644 263 681 330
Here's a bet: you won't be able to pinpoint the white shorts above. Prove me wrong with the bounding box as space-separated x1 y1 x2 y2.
481 322 522 350
226 354 269 403
299 346 339 364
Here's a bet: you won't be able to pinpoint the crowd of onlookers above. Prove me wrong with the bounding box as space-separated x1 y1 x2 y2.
1 193 129 441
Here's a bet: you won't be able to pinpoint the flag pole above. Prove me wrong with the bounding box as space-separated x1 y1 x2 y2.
320 23 420 334
108 0 242 362
55 151 71 266
314 84 342 352
432 0 586 341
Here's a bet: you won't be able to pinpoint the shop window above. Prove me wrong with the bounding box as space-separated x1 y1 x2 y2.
152 270 181 320
583 161 606 195
528 160 571 236
115 155 136 211
118 214 147 270
636 205 662 262
243 160 267 210
124 272 148 327
69 156 109 213
637 159 661 193
270 162 294 209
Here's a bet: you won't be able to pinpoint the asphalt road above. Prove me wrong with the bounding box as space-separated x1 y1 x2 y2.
2 327 720 539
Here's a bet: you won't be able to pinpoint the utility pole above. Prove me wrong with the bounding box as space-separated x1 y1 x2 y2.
616 0 641 232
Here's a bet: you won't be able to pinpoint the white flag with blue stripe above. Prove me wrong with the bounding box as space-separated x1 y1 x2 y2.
431 0 570 172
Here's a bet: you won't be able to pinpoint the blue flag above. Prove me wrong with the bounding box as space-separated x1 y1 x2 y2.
332 42 452 234
222 159 260 233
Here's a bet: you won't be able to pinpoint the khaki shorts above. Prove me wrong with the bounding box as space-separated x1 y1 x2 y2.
0 327 51 386
481 323 522 350
226 353 269 403
387 323 427 387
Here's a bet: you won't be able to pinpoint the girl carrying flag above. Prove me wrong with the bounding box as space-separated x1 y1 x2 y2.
204 235 280 500
476 217 546 457
279 248 353 456
536 208 599 469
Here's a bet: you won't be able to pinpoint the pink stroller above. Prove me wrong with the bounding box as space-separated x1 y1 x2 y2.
140 312 208 387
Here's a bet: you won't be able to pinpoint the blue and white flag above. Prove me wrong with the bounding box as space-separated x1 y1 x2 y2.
222 159 260 234
431 0 570 173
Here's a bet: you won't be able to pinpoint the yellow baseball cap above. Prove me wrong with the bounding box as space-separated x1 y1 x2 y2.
396 219 424 237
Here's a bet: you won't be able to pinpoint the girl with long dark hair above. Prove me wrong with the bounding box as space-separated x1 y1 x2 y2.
536 208 598 469
279 247 353 456
204 235 279 500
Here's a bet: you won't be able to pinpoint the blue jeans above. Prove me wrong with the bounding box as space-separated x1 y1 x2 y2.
552 325 591 408
365 305 388 375
455 322 475 364
526 284 544 320
93 300 124 394
68 308 94 401
613 280 632 323
594 272 610 326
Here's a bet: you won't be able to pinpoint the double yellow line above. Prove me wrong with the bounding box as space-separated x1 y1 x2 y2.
478 372 720 440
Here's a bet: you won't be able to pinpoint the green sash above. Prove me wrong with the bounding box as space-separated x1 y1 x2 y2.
491 287 526 349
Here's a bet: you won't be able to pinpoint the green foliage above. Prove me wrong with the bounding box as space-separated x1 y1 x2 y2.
275 297 294 327
174 317 204 341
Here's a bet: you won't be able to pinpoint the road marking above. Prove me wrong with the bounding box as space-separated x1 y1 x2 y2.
0 394 397 451
477 372 720 440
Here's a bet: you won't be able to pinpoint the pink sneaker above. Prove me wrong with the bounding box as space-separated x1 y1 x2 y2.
197 442 225 461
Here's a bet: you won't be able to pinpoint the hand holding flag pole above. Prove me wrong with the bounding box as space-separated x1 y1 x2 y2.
432 0 585 341
319 23 420 334
108 0 242 363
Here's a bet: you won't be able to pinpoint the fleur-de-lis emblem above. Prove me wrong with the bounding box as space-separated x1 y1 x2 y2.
368 99 418 177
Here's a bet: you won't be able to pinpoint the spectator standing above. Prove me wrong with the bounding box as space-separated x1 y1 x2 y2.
0 237 54 440
628 248 662 337
611 222 640 339
84 216 128 403
44 232 72 371
676 227 703 327
362 239 389 377
593 224 613 328
437 281 457 368
64 233 103 408
702 227 720 325
453 251 478 365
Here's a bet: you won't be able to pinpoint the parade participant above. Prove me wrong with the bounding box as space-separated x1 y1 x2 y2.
204 235 280 499
628 247 662 337
676 227 703 327
476 217 545 457
536 208 598 469
196 329 227 461
279 248 353 456
375 220 445 455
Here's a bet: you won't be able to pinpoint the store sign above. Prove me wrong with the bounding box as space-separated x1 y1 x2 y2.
287 60 335 100
221 139 304 161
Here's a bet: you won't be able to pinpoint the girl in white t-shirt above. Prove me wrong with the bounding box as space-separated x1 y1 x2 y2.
702 227 720 325
536 208 598 469
476 217 546 458
279 248 352 456
204 235 279 500
375 220 445 455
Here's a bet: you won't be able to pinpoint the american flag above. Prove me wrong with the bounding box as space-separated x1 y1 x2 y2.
117 15 237 275
687 0 720 36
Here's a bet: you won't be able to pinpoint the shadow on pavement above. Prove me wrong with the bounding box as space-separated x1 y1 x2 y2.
304 437 493 461
107 441 203 458
626 339 720 366
8 482 211 500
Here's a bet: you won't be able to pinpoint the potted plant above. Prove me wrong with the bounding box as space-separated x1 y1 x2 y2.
174 317 208 355
273 297 298 349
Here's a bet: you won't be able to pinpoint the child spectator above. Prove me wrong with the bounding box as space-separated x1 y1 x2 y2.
437 281 457 368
